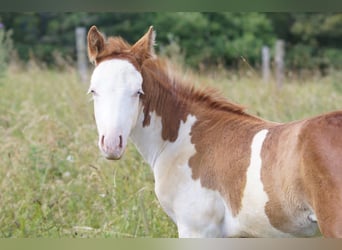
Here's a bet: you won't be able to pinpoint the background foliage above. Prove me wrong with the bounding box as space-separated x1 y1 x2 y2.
0 12 341 72
0 12 341 238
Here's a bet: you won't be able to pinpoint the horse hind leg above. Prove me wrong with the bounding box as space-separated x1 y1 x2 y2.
314 198 342 238
302 153 342 237
300 113 342 238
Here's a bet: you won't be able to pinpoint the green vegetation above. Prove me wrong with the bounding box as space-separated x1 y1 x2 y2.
0 13 341 71
0 65 176 238
0 62 341 237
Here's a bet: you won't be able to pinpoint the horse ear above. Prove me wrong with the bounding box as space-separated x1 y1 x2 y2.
131 26 156 64
87 25 105 64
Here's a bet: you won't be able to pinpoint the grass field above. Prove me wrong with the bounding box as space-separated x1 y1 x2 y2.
0 63 341 238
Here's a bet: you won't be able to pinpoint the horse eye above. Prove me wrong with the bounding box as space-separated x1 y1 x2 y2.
137 89 144 96
88 89 97 95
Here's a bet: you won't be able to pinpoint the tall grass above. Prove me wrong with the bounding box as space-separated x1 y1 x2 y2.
0 64 341 238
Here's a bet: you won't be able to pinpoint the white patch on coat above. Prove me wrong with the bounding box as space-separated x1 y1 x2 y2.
232 129 292 237
130 110 167 167
131 112 227 237
156 114 228 237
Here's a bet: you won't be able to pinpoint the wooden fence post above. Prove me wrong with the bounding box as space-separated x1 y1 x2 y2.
261 46 270 83
75 27 88 83
275 39 285 88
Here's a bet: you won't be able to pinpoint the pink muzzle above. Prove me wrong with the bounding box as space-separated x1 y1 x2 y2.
99 134 125 160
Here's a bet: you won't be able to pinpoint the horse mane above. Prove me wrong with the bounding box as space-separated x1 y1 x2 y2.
141 58 248 116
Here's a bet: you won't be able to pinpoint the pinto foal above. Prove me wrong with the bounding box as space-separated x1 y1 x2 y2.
87 26 342 238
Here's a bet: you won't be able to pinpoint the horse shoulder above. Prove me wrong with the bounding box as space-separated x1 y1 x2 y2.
152 114 228 237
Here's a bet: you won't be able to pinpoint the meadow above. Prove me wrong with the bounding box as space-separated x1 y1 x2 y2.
0 62 341 238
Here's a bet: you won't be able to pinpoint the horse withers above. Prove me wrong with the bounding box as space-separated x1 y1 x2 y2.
86 25 342 238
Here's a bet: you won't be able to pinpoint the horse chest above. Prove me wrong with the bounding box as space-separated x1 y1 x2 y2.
152 128 272 237
154 159 228 237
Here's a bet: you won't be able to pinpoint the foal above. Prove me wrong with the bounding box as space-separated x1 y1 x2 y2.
87 25 342 238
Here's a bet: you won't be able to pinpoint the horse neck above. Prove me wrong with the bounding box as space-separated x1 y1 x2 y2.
129 58 263 169
130 107 168 168
129 59 192 168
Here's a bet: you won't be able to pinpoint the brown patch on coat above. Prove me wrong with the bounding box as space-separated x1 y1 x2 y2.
261 121 311 235
140 59 188 141
189 111 269 216
261 111 342 237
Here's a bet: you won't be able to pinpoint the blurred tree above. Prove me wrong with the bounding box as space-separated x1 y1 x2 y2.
268 13 342 73
152 12 274 68
0 12 340 71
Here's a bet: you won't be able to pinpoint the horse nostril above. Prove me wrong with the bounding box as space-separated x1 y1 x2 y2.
119 135 123 148
101 135 105 147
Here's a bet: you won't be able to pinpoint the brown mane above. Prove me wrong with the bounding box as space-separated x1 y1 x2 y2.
140 57 249 116
139 57 264 142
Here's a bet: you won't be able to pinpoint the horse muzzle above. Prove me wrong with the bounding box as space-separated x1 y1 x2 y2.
99 134 125 160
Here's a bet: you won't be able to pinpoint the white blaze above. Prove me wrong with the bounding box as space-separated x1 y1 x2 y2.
89 59 143 160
